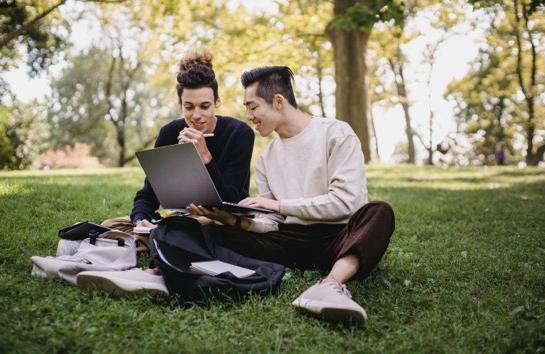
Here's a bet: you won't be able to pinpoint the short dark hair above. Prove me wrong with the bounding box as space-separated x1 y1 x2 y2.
176 49 219 103
241 66 297 108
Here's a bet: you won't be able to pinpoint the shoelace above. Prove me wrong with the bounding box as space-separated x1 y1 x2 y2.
323 280 353 299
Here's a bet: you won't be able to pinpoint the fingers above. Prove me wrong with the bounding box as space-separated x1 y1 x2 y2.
178 138 197 145
240 198 262 208
186 204 235 225
187 203 214 217
239 197 255 206
210 207 233 219
238 197 278 211
186 203 201 215
178 128 204 143
139 219 156 228
198 205 215 216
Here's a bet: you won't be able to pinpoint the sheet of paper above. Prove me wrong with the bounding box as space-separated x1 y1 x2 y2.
190 260 256 278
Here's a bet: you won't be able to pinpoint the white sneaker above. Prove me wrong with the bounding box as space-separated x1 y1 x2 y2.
77 268 169 297
292 281 367 324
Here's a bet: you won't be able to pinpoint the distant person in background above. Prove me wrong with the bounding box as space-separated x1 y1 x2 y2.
495 142 506 165
101 49 254 251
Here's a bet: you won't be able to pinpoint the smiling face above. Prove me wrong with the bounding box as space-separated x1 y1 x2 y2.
243 83 281 137
180 87 218 133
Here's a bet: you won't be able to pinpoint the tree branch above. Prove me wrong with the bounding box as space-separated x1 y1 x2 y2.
0 0 67 48
104 54 118 124
0 0 126 48
413 129 429 150
521 2 537 95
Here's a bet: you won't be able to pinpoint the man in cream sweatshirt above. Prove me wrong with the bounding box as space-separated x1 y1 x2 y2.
188 66 395 324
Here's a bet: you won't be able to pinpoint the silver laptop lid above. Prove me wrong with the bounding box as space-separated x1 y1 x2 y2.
135 143 222 209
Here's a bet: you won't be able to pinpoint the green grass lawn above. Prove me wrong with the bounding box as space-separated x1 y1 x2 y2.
0 165 544 353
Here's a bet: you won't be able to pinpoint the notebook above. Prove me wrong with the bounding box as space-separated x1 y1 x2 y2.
190 260 256 278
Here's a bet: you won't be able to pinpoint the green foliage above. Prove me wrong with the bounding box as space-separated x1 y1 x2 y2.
47 42 173 166
368 0 466 164
0 101 49 170
273 1 334 116
330 0 405 33
6 0 544 169
446 0 545 164
470 0 545 13
0 166 544 352
529 0 545 12
0 105 19 169
446 51 521 163
126 0 335 120
0 0 67 75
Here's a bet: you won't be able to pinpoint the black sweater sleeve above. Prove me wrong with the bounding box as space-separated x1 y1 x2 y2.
130 123 179 223
206 124 254 202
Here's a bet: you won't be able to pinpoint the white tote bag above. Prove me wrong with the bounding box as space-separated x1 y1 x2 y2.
31 230 137 285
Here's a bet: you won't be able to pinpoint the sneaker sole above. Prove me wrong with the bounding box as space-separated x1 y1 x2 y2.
77 273 168 297
292 299 367 324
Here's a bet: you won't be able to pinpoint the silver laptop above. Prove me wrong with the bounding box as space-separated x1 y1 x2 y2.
135 143 273 215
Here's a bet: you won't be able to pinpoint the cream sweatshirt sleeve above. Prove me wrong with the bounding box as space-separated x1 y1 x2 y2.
279 134 366 221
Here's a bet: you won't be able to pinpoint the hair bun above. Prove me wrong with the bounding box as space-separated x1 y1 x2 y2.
178 48 213 72
175 48 219 102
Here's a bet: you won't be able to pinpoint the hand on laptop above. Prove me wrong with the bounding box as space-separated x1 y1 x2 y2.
186 203 237 227
239 197 280 213
177 128 212 164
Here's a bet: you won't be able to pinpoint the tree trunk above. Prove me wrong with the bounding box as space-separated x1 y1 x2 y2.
427 109 434 165
392 60 416 164
514 0 541 165
522 2 539 165
117 126 125 167
527 144 545 166
117 94 127 167
327 0 373 164
401 99 416 163
316 53 326 118
496 96 506 145
369 106 381 162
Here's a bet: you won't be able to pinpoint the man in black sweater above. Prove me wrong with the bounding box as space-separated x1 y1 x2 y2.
102 49 254 251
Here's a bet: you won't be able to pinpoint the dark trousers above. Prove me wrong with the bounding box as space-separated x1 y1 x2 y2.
206 201 395 279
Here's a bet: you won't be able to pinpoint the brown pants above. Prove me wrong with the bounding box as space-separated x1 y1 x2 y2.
206 201 395 279
101 216 150 253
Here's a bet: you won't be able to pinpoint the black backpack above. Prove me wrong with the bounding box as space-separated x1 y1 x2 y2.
149 216 285 299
